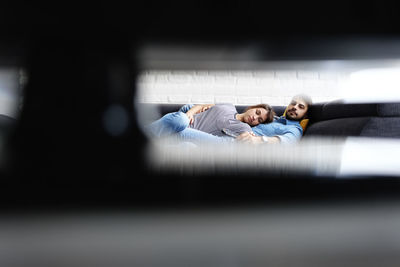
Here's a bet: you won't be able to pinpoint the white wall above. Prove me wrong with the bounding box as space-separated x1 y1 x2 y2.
136 69 349 106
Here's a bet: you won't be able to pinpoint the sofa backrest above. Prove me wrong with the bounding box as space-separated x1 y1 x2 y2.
305 100 400 138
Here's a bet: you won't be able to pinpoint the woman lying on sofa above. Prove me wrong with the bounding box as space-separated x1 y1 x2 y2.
145 103 274 145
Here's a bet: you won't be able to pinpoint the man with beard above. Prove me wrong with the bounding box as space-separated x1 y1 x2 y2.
237 94 312 144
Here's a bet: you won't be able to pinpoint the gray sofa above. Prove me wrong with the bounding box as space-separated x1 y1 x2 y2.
141 100 400 139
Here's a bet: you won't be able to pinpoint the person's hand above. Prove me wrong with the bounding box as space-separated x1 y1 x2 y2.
200 104 213 113
186 104 214 124
186 110 195 124
236 132 264 144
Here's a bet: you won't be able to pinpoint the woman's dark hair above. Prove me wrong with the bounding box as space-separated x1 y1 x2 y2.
245 104 275 124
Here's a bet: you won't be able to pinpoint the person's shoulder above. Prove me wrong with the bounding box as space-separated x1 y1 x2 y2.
284 120 303 134
253 121 275 129
286 119 301 126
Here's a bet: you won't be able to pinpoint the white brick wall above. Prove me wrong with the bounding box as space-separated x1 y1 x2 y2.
137 69 349 106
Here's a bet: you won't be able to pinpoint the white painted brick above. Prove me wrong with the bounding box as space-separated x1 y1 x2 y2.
146 85 166 96
253 71 274 78
250 86 270 97
192 75 215 83
168 95 191 104
258 86 284 97
256 77 275 86
236 77 258 86
281 90 305 98
274 80 304 92
155 75 169 83
272 89 290 98
143 95 168 103
171 70 196 75
303 80 325 89
319 72 340 80
319 82 340 96
201 86 218 95
275 71 297 79
137 87 159 101
297 71 319 79
212 85 236 95
183 84 207 94
138 69 343 107
175 84 204 94
262 96 285 106
152 83 176 93
301 88 323 98
237 96 262 104
271 79 283 89
191 95 215 103
235 85 255 96
149 70 171 75
196 71 209 76
215 96 236 104
168 74 192 83
263 90 280 98
210 71 231 77
284 96 294 104
214 76 236 85
323 80 339 87
231 71 253 77
312 96 331 103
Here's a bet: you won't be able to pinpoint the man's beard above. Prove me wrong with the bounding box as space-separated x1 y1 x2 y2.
285 110 301 121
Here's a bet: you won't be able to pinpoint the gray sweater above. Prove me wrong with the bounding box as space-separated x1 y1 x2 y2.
190 104 252 136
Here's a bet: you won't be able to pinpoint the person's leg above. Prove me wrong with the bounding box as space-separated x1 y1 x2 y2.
145 111 189 137
146 106 233 144
176 127 233 144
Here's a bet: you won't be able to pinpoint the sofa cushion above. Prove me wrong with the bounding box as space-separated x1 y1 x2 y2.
377 103 400 117
309 100 378 122
305 117 371 137
361 117 400 138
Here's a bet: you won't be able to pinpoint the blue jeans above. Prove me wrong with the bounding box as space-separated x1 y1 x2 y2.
145 104 232 144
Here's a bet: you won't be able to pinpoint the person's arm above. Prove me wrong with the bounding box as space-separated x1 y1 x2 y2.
276 132 301 144
236 132 280 144
274 125 303 144
186 104 214 124
245 123 303 145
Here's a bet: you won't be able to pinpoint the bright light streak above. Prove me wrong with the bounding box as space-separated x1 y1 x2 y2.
339 137 400 177
341 68 400 103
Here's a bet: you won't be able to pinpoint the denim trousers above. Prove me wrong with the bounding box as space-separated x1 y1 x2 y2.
145 104 232 144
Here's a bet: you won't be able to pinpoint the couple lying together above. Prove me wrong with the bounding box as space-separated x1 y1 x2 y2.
146 94 312 145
